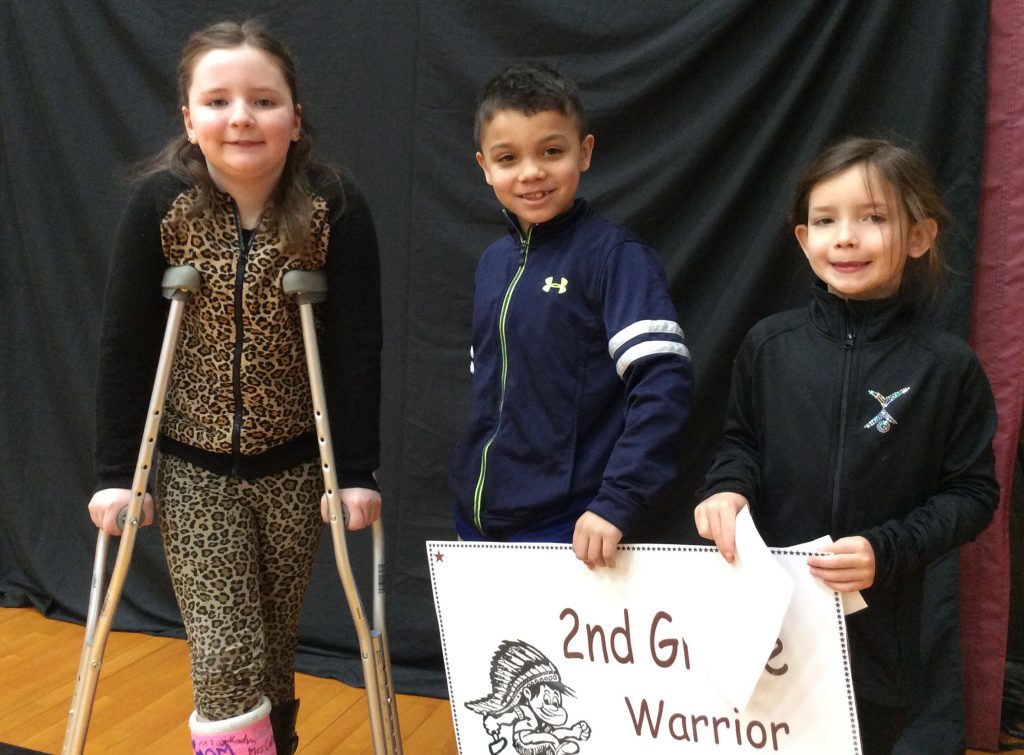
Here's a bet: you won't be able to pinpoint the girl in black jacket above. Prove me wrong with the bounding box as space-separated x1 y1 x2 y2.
695 138 998 754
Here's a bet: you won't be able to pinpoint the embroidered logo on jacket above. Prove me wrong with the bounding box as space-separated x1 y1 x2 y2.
542 276 568 294
864 386 911 433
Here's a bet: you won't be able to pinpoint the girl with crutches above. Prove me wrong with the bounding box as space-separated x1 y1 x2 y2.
87 19 382 753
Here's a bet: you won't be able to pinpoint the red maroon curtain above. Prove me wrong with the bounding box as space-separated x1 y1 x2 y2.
963 2 1024 749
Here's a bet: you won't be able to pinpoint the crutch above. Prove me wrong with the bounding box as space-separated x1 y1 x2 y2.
282 269 402 755
62 265 202 755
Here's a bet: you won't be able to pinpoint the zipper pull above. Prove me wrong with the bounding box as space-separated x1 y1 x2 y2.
518 229 531 266
839 303 857 350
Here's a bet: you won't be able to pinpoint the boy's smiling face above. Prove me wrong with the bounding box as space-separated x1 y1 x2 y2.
476 108 594 232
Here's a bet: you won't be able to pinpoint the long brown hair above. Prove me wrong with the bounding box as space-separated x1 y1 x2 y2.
137 19 340 252
790 137 951 296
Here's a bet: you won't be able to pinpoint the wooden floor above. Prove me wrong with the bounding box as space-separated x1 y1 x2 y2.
0 607 456 754
1 606 1021 754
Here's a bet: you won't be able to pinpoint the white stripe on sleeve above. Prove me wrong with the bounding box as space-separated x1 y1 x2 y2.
615 341 690 378
607 319 684 357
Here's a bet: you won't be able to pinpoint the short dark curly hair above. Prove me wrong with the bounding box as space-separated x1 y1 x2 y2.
474 62 588 147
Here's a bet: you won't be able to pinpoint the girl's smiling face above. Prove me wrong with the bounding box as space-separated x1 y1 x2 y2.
182 45 301 196
795 163 935 300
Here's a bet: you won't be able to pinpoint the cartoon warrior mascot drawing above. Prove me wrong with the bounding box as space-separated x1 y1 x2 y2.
466 640 592 754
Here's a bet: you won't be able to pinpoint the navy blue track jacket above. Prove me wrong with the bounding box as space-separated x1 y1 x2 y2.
450 200 693 541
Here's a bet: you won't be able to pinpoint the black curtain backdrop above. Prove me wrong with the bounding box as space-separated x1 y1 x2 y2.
0 0 993 705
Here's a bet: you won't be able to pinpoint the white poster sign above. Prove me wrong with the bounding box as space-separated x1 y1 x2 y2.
427 542 860 754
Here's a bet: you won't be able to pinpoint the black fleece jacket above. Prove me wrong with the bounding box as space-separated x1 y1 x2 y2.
703 282 998 706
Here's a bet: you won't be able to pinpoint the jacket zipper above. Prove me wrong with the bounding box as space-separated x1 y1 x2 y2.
472 225 533 532
830 309 857 532
230 208 256 473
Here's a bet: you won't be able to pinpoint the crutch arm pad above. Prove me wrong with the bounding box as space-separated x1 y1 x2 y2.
282 269 327 303
161 265 202 300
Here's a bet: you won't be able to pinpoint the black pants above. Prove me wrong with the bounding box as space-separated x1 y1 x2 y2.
857 697 907 755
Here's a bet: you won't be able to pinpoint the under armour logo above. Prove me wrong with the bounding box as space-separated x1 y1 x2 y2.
864 386 910 433
542 276 568 294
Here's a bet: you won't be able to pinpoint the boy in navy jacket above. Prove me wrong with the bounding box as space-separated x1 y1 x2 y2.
449 62 693 568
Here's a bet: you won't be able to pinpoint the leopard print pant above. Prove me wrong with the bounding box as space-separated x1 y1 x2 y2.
156 453 323 720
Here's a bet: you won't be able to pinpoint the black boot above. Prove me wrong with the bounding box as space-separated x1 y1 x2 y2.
270 698 300 754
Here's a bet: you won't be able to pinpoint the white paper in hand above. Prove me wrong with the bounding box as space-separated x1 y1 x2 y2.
794 535 868 615
680 507 795 712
